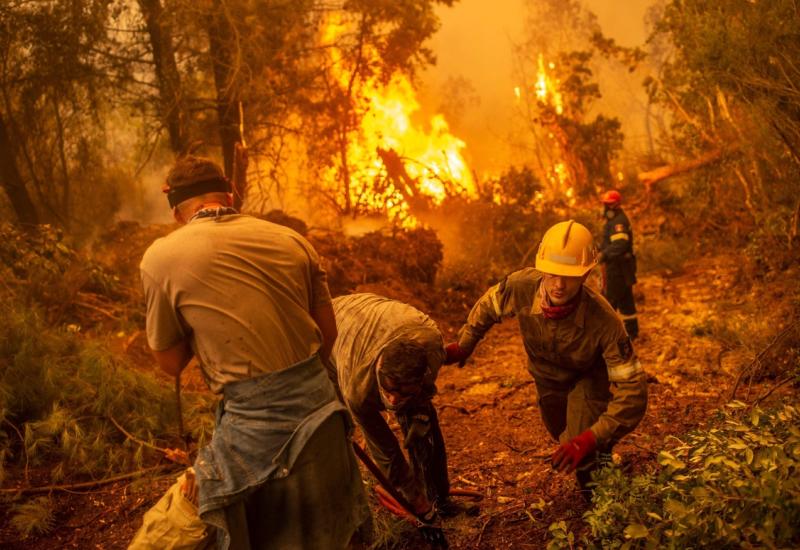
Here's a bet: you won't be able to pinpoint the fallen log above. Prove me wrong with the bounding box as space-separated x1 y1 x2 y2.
637 148 725 187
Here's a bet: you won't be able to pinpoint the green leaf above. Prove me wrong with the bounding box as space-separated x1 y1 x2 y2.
530 498 547 511
658 451 686 470
704 455 724 468
624 524 649 539
721 458 740 471
729 439 747 450
665 499 687 517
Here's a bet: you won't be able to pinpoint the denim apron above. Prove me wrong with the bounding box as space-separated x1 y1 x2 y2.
194 355 351 548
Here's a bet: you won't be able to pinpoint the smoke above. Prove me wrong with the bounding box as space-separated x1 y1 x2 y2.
112 160 174 226
342 215 388 237
418 0 527 176
421 0 656 176
583 1 648 47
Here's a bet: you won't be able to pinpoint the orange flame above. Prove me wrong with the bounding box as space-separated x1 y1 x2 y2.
535 54 563 116
524 54 573 203
322 16 475 226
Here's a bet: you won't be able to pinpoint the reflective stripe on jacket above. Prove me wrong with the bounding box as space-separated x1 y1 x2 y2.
456 269 647 445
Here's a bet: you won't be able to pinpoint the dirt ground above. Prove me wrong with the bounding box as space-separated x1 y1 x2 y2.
0 251 795 549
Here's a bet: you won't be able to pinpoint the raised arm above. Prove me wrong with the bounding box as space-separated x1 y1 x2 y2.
449 275 519 363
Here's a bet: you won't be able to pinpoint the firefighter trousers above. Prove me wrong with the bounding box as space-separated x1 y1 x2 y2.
534 373 613 490
604 278 638 339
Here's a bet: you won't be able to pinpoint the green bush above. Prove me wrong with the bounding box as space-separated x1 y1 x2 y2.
548 401 800 549
0 223 122 324
0 298 214 484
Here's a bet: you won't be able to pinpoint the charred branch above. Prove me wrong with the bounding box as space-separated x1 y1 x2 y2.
376 147 433 214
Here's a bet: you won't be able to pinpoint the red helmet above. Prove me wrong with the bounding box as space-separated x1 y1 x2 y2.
601 190 622 205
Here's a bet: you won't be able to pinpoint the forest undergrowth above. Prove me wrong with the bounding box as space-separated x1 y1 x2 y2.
549 402 800 549
0 213 798 548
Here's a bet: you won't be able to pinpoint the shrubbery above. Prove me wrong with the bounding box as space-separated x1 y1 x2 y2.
0 222 214 540
0 300 214 484
311 226 444 297
744 208 800 275
0 223 124 324
548 401 800 549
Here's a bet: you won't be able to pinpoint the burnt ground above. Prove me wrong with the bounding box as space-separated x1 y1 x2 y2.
1 252 797 549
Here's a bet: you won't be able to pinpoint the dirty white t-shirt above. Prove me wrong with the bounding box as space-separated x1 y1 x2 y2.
140 214 331 394
331 293 445 413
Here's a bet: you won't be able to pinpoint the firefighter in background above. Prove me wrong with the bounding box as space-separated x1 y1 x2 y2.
598 190 639 340
445 220 648 495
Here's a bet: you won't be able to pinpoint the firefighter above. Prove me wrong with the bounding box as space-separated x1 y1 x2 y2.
598 189 639 339
444 220 648 495
330 293 451 520
139 156 370 549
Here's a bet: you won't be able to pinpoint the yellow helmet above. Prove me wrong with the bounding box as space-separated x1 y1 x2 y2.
535 220 597 277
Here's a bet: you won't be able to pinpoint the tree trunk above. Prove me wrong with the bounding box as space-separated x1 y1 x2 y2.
51 95 71 221
0 112 39 225
139 0 188 155
377 147 432 215
338 123 352 216
637 149 726 187
207 1 240 180
231 142 247 210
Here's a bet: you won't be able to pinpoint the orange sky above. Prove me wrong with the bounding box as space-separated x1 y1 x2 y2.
421 0 654 174
584 0 649 46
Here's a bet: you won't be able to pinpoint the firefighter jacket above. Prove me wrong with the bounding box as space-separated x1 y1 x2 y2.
456 269 647 446
600 207 637 286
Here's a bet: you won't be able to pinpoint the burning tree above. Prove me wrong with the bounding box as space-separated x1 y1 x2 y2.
511 0 631 203
516 49 624 202
306 10 475 227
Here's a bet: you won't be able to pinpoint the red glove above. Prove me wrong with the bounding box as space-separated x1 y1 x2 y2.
443 342 469 366
551 429 597 473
